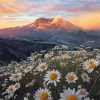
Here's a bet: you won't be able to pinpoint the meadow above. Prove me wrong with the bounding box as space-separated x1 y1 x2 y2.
0 45 100 100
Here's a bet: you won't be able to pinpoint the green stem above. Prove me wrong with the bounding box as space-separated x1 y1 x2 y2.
89 73 100 93
92 91 100 97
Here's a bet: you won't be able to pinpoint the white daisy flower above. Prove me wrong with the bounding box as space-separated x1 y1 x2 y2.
44 70 61 86
84 59 99 73
45 51 54 58
66 72 78 84
51 56 61 60
77 85 82 89
24 66 33 73
60 45 68 49
6 85 16 94
14 83 20 90
96 54 100 60
59 51 69 60
34 88 52 100
15 66 22 72
53 46 60 50
9 73 22 81
60 88 81 100
85 97 94 100
81 73 90 83
76 88 89 98
24 97 29 100
37 62 47 72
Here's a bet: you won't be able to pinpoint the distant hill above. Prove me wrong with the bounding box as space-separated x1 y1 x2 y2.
0 38 55 65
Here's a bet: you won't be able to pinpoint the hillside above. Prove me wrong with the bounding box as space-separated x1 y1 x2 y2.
0 38 55 65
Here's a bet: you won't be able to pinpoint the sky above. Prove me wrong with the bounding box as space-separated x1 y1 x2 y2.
0 0 100 30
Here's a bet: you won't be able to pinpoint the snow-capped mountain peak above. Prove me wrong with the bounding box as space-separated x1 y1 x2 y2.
26 16 79 31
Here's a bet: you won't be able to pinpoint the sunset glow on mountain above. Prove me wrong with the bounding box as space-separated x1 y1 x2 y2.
0 0 100 30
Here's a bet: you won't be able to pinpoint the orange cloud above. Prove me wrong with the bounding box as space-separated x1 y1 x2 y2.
68 12 100 30
0 0 29 16
0 19 31 29
0 0 18 16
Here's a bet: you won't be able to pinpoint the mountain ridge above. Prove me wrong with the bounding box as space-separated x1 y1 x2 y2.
25 16 80 31
0 16 80 31
0 17 99 45
0 17 100 65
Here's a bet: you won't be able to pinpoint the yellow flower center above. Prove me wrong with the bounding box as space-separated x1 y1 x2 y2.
26 67 31 71
87 61 96 69
80 91 85 95
83 75 88 79
40 64 46 69
68 75 74 81
40 92 48 100
17 67 21 71
15 84 20 88
49 73 58 80
13 74 19 79
67 95 77 100
9 87 13 91
23 74 25 76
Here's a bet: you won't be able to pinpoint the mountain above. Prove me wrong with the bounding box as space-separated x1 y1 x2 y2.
85 30 100 36
0 17 100 65
0 17 99 45
0 16 99 43
25 16 80 31
0 16 81 38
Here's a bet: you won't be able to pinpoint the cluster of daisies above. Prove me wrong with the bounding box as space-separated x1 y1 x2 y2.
0 45 100 100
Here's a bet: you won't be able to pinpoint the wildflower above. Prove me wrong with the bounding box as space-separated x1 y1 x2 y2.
6 85 16 94
37 62 47 72
81 73 90 83
77 88 88 98
66 72 78 84
45 51 54 58
24 66 33 73
44 70 61 86
60 88 81 100
9 73 22 81
15 66 22 72
34 88 52 100
14 83 20 90
84 59 99 73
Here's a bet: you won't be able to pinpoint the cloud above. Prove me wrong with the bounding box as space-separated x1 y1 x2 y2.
0 0 100 17
0 0 32 17
0 0 100 29
68 11 100 30
0 0 100 15
0 0 18 16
